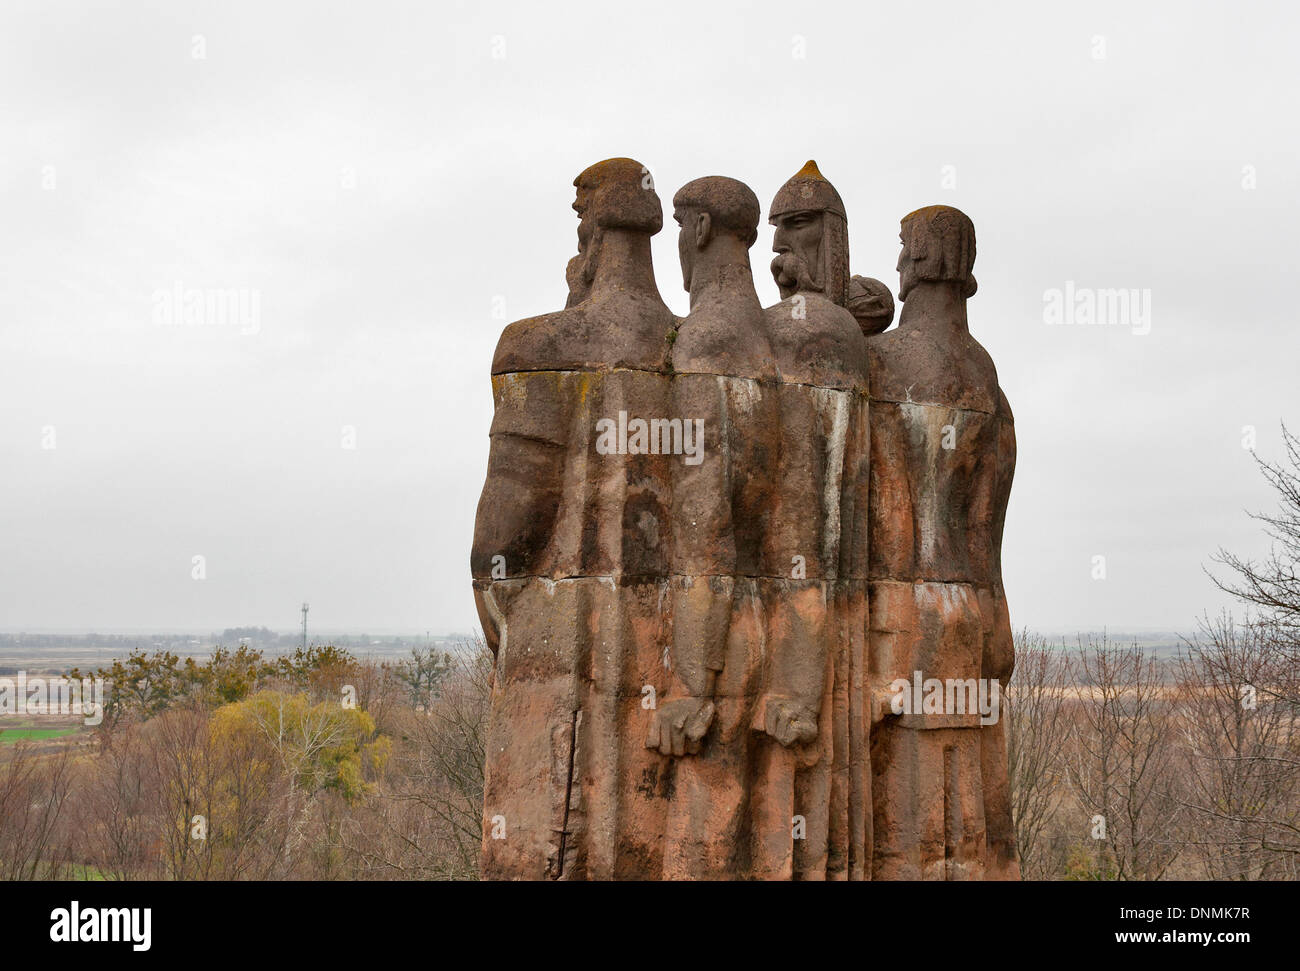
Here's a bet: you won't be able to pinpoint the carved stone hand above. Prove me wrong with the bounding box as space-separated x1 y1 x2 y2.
645 697 715 757
754 694 818 748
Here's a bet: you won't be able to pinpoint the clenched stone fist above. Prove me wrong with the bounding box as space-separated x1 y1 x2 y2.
645 697 715 757
754 694 819 748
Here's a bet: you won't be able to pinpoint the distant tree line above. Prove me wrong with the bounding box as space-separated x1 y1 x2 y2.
2 641 489 880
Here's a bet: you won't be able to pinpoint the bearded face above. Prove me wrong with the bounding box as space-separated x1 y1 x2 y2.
770 250 820 300
896 227 921 302
564 253 590 308
770 210 825 300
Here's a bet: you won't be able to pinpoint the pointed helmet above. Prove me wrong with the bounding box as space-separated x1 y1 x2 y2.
768 159 847 222
769 160 850 307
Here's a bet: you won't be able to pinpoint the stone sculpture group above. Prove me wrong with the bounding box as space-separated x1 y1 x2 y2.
470 158 1017 880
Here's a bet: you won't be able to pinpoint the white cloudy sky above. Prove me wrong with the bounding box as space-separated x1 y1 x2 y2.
1 0 1296 635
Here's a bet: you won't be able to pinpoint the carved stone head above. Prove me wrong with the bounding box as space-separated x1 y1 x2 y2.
769 160 850 306
568 158 663 302
897 205 977 302
672 176 760 292
847 275 896 336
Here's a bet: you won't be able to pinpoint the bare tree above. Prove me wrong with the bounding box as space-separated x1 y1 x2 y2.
145 706 223 880
339 637 491 879
70 720 152 880
1174 612 1300 878
1059 636 1182 880
1212 423 1300 637
1004 631 1070 879
0 742 76 879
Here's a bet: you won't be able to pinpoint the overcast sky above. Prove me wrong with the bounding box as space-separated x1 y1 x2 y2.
1 0 1296 635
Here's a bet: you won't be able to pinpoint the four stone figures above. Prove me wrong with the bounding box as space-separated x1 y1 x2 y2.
470 158 1018 880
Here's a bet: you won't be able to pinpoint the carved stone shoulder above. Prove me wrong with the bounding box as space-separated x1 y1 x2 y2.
866 327 998 414
763 294 868 391
491 308 575 375
671 307 776 382
492 297 675 375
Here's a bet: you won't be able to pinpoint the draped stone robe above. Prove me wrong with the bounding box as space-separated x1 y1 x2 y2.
654 292 783 879
864 324 1018 881
472 289 679 879
758 292 872 880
